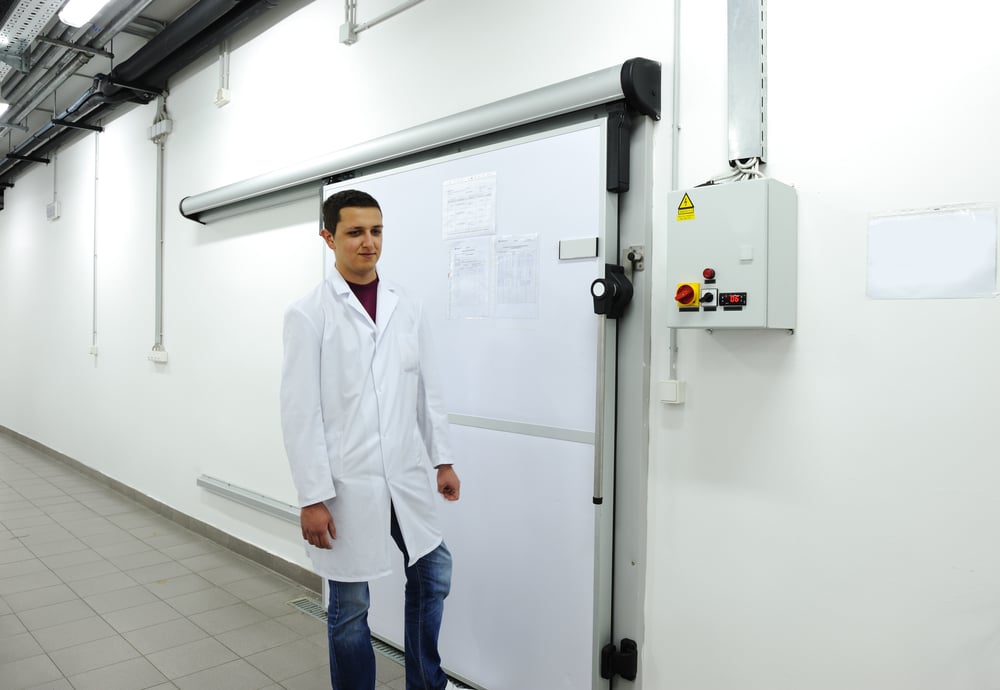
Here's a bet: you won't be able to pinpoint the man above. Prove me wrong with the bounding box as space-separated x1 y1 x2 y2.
280 189 461 690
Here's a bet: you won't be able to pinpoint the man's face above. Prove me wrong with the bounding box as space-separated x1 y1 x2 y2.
322 206 383 284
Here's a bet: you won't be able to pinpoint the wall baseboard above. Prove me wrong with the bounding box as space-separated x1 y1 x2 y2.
0 425 321 594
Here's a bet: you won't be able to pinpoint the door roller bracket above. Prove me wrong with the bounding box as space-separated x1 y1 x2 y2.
601 638 638 681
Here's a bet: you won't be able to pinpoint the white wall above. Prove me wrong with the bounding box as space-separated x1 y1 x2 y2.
646 1 1000 689
2 0 999 688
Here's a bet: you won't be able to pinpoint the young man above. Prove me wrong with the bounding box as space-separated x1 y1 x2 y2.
280 189 461 690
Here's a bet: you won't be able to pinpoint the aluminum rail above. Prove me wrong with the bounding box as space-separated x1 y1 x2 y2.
180 57 660 223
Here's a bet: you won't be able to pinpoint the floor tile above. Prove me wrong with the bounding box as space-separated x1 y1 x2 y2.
271 611 325 636
146 637 238 679
3 583 79 612
0 546 40 565
3 514 56 529
143 573 214 600
17 598 96 630
31 615 118 652
22 538 91 557
162 585 240 616
68 570 139 597
0 556 49 579
172 658 274 690
244 638 329 682
214 619 301 656
66 656 169 690
0 611 29 636
123 617 210 655
0 653 64 690
375 652 405 682
103 600 184 633
281 665 335 690
107 548 174 570
223 573 290 600
188 602 269 635
126 561 193 584
176 552 243 573
48 634 142 676
51 557 121 582
84 584 161 614
244 587 316 618
39 546 106 570
159 539 220 561
94 538 158 558
0 570 61 595
199 561 270 586
0 631 43 664
78 528 138 548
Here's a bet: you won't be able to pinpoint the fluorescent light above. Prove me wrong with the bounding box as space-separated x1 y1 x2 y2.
0 102 9 117
58 0 113 27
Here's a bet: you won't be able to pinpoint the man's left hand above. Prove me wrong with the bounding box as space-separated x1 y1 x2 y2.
436 465 460 501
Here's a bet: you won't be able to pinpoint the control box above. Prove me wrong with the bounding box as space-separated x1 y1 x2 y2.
665 178 797 330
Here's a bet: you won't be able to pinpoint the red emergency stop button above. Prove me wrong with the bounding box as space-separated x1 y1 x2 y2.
703 268 716 280
675 284 696 305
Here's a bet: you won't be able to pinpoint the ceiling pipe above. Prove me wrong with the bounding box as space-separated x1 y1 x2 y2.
0 0 159 135
0 0 280 183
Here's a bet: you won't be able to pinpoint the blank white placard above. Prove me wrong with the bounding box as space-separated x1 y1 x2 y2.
867 205 998 299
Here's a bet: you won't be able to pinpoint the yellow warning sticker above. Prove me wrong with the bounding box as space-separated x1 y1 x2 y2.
677 193 695 221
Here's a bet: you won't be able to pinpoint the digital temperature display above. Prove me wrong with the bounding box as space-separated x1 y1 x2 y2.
718 292 747 306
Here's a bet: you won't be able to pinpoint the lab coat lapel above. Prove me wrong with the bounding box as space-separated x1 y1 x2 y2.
328 269 376 328
375 281 398 345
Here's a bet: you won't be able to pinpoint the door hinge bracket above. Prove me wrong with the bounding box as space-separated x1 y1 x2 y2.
601 637 638 681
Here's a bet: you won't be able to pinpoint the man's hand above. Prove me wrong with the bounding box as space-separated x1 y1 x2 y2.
436 465 460 501
301 502 336 549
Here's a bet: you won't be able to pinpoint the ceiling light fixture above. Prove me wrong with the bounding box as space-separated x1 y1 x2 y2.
0 101 9 117
58 0 113 28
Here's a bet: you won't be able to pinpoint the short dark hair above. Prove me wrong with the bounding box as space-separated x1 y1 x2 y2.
322 189 381 235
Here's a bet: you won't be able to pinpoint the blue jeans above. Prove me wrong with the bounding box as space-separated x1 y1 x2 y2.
327 507 452 690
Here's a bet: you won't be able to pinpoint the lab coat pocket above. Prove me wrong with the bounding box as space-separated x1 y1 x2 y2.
397 333 419 373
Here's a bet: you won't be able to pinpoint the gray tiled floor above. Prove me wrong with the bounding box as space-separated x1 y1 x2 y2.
0 434 408 690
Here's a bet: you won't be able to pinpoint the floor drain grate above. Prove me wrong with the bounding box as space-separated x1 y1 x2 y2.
371 636 406 665
287 596 327 621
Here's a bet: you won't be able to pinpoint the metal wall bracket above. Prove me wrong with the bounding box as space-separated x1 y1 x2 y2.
35 36 114 59
51 118 104 132
625 245 645 271
600 638 638 681
0 49 29 73
6 153 49 164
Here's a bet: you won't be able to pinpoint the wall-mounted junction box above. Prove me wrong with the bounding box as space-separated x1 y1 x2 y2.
665 178 797 330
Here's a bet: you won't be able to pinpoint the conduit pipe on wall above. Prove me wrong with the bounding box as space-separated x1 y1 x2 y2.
668 0 681 383
179 57 662 223
340 0 425 44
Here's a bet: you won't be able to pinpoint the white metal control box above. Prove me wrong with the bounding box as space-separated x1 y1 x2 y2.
665 178 797 330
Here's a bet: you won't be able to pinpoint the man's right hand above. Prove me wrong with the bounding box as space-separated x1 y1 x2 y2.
301 502 336 549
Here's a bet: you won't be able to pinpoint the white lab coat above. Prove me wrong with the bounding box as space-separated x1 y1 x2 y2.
280 270 453 582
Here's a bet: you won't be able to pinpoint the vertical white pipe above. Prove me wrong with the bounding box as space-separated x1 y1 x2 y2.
91 132 99 351
154 138 165 348
669 0 681 380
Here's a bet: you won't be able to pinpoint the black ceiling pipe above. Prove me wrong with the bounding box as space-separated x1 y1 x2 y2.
138 0 278 93
0 0 281 184
91 0 246 104
111 0 244 82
